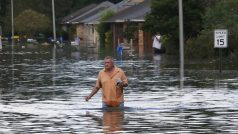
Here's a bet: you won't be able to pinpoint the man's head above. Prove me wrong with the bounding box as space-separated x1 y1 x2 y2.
104 56 114 71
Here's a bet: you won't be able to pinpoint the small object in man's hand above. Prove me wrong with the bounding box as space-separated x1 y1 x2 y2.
116 78 123 86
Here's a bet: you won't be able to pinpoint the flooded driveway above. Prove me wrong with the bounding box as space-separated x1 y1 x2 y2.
0 44 238 133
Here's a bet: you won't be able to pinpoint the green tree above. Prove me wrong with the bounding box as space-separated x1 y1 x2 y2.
0 0 9 15
144 0 206 54
1 0 123 37
96 10 115 46
15 9 50 37
0 0 11 35
185 0 238 59
123 22 138 42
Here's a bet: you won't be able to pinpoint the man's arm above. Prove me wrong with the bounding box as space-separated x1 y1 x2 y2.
119 70 128 88
155 36 160 42
85 86 100 101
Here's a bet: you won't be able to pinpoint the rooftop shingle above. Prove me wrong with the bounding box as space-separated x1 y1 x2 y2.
106 0 151 23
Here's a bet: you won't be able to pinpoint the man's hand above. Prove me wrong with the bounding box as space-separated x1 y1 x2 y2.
117 81 126 88
85 87 99 102
85 96 91 101
117 84 123 88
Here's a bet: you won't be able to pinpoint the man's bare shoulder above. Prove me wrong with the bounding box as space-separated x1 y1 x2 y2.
98 69 105 74
115 67 125 73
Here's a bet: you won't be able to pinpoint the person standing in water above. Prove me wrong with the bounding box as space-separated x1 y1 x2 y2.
85 56 128 108
153 32 165 54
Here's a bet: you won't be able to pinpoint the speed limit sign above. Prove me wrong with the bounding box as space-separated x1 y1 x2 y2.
214 29 228 48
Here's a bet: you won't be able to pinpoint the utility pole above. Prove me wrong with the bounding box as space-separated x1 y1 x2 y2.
0 25 2 50
52 0 56 41
0 0 2 49
11 0 15 89
11 0 14 42
178 0 184 88
52 0 56 87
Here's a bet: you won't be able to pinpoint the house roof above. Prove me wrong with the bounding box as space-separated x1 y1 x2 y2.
66 1 114 24
82 0 145 24
60 4 97 24
105 0 151 23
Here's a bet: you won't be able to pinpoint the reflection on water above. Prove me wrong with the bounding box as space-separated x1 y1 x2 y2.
103 109 124 133
0 44 238 133
86 109 124 134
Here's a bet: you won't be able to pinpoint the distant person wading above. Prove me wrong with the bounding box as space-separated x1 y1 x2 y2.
152 32 165 54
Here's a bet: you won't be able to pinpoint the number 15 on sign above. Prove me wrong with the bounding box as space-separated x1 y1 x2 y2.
214 29 228 48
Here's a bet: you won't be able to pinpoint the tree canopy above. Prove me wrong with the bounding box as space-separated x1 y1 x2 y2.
15 9 50 37
0 0 122 35
185 0 238 59
144 0 206 49
97 10 115 46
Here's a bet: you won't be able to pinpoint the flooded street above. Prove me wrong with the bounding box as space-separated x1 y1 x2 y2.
0 45 238 133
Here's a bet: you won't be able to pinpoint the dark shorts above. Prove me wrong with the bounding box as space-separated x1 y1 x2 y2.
154 48 166 54
102 102 124 109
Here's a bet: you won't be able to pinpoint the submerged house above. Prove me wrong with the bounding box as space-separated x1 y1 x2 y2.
61 0 152 54
81 0 144 46
106 0 152 54
61 1 114 46
61 0 145 46
60 4 97 40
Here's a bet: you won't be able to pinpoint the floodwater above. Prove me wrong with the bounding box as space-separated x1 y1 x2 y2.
0 44 238 134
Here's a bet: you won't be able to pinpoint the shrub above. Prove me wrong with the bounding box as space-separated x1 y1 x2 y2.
185 30 214 59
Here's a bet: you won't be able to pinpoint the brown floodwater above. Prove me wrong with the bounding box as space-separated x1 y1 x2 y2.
0 44 238 133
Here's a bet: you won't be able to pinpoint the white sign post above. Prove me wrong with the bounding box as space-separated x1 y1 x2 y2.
214 29 228 48
214 29 228 73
